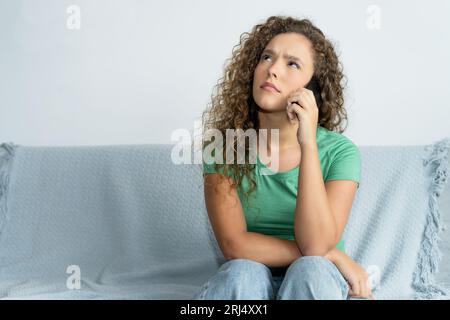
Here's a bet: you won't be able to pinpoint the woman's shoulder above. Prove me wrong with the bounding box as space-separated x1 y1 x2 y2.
317 126 360 153
318 126 362 185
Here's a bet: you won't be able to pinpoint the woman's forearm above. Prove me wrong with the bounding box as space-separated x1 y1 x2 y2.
227 231 345 269
295 143 337 255
324 247 348 266
228 231 302 268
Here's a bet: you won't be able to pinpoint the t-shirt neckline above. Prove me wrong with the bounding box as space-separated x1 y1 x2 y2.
256 154 300 177
256 126 324 177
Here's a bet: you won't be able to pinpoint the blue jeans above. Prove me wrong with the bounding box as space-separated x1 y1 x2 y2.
193 256 351 300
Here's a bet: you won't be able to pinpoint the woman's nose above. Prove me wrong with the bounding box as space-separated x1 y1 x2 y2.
267 61 281 78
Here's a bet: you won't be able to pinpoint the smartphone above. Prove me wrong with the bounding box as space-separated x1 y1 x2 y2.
305 76 322 108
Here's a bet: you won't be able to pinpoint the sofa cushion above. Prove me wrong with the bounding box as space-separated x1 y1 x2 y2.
0 139 449 299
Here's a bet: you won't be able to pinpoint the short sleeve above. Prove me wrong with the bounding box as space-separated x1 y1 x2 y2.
325 140 361 188
202 149 232 178
203 145 222 174
203 160 222 174
202 160 239 184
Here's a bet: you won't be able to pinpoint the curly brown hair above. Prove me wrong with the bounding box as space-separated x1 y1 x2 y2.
201 15 349 206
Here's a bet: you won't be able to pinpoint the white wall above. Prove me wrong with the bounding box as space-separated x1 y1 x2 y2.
1 0 449 147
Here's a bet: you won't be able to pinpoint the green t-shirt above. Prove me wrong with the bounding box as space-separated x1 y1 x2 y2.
202 125 361 253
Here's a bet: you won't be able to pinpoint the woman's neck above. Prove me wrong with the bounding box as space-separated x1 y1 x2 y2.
257 111 300 154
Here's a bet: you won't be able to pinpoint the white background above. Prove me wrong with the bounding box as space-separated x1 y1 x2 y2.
1 0 449 147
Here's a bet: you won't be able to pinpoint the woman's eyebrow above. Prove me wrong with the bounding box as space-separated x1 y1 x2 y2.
262 48 305 66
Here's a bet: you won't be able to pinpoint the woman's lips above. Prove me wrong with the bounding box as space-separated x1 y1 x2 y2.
261 85 279 93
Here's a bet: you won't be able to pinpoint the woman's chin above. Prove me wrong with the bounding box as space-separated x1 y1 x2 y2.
257 105 285 113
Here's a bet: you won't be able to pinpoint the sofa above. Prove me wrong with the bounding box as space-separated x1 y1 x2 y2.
0 138 449 300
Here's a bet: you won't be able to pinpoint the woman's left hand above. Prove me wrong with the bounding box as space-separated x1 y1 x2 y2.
326 248 375 300
285 87 319 147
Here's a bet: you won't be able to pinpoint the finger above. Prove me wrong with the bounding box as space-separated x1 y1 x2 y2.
287 103 304 117
285 107 297 122
350 280 360 297
287 112 296 122
361 278 369 298
361 279 369 298
288 91 313 106
348 290 354 298
287 97 304 108
286 104 301 122
357 278 365 298
304 88 316 99
286 91 302 102
365 277 373 298
287 98 315 113
348 285 354 296
285 104 293 119
356 279 363 297
288 88 308 100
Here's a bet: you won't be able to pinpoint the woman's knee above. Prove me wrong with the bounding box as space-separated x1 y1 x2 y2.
290 256 332 272
277 256 348 300
195 258 274 300
220 258 273 283
287 256 335 282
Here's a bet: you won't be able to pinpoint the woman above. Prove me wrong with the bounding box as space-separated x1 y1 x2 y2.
195 15 373 300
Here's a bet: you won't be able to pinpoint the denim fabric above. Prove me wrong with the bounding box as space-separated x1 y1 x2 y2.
193 256 352 300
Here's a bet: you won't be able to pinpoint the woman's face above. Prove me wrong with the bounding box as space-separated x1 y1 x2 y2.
252 32 315 113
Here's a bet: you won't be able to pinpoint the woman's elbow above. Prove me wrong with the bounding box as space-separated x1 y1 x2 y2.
298 243 335 257
300 247 329 257
222 239 242 260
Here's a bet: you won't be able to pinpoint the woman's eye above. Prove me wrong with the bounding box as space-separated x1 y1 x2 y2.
261 54 300 69
289 61 300 69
